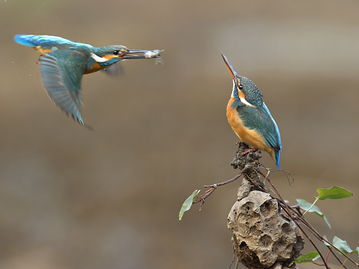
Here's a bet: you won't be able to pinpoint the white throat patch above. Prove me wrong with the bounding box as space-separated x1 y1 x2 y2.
91 53 110 63
240 97 256 108
231 80 256 108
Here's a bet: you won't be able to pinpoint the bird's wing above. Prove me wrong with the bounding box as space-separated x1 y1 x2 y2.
39 49 89 125
14 35 93 51
261 103 281 150
238 105 281 151
15 35 75 48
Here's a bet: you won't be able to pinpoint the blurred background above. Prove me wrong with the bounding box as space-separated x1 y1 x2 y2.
1 0 358 268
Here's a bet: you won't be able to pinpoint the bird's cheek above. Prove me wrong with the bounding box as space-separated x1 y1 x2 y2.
104 54 117 60
238 90 246 99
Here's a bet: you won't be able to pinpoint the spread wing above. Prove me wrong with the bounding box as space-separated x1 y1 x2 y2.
39 49 89 125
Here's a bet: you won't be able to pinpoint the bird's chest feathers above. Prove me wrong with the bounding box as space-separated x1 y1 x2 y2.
85 62 105 74
226 98 267 150
85 55 118 74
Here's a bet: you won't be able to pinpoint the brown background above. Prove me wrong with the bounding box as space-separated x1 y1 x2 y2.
0 0 358 268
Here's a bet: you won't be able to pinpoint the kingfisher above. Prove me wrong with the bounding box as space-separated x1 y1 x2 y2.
222 53 282 168
14 34 162 126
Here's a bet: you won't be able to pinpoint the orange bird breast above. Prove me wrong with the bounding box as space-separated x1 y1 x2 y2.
85 63 104 74
226 97 275 160
85 54 118 74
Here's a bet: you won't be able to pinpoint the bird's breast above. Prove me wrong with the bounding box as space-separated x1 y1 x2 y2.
226 97 270 153
84 54 118 74
84 62 105 74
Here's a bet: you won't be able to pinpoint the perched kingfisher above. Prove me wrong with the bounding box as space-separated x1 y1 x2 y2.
14 34 162 126
222 54 282 168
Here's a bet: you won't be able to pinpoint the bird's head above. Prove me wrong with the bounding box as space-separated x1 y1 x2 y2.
91 45 162 66
221 53 263 108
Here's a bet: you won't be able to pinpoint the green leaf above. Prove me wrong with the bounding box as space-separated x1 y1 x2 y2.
296 199 331 228
316 186 353 200
178 189 200 221
294 252 320 263
296 199 323 216
332 236 353 254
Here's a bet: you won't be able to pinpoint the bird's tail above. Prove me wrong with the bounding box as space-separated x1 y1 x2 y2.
274 150 281 168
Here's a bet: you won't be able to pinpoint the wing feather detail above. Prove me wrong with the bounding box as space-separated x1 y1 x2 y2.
39 49 89 125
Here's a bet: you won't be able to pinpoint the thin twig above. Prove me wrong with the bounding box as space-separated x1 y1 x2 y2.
282 200 356 267
296 216 354 268
281 206 331 269
204 172 243 188
193 173 243 206
260 169 356 268
326 246 349 269
259 164 294 185
258 169 341 269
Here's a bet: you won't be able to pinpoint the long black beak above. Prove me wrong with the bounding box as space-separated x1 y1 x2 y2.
221 53 239 79
122 49 163 59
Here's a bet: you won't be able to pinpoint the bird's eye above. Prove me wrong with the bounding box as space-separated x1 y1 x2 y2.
235 78 243 89
235 79 243 89
113 50 120 55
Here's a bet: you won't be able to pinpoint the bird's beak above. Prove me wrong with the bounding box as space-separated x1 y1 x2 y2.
221 53 239 79
122 49 163 60
222 53 256 108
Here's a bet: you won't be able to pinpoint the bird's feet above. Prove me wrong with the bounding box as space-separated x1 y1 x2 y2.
241 148 258 157
231 142 261 170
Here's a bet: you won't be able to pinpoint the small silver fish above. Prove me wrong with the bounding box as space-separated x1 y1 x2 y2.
144 49 164 59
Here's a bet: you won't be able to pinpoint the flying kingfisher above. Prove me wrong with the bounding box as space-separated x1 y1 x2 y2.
14 34 162 126
222 54 282 168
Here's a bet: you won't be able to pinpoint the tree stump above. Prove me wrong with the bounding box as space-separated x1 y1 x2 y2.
227 143 304 269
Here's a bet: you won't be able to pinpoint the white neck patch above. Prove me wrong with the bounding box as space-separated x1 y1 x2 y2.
240 97 256 108
91 53 110 63
231 80 256 108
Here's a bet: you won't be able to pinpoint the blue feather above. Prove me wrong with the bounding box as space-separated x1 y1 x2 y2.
14 35 38 47
262 103 282 149
274 150 281 168
262 102 282 167
14 35 92 50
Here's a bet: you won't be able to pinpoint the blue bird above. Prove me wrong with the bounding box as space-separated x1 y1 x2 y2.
14 34 162 126
222 54 282 167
